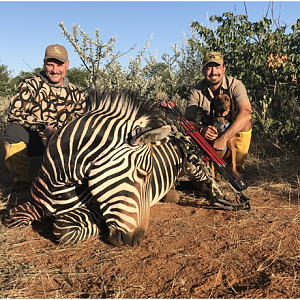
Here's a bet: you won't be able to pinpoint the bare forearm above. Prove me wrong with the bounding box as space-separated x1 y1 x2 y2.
224 115 250 139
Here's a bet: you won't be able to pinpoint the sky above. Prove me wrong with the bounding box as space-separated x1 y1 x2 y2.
1 1 299 77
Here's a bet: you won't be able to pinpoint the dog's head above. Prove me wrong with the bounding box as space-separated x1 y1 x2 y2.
212 94 236 122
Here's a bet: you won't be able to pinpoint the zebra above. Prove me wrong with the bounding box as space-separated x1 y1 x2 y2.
5 90 203 246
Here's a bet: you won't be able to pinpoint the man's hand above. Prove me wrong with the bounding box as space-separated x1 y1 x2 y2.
201 125 228 150
201 125 219 141
212 135 228 151
43 125 56 142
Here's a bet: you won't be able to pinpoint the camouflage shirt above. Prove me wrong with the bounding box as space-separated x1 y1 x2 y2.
7 71 87 137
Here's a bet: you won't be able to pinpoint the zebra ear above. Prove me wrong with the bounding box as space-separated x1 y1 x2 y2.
133 125 171 146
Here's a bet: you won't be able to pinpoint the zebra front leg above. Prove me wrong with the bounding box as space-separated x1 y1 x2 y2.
4 201 45 228
53 206 102 245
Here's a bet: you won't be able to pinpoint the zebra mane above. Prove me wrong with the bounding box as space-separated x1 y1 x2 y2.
87 89 167 128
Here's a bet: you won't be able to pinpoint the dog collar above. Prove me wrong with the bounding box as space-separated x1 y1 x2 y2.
214 121 230 150
216 121 230 133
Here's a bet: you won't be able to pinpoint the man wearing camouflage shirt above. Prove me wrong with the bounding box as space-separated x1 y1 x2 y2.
3 44 88 192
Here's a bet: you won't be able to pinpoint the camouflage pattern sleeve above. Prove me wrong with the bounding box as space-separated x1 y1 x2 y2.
73 88 88 118
7 80 47 132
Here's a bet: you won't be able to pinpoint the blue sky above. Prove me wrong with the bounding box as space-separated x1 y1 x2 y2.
1 1 299 76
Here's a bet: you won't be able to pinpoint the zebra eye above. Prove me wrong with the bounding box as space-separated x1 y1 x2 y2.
138 116 149 128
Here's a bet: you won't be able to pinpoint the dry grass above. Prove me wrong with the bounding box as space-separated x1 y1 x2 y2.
0 133 300 298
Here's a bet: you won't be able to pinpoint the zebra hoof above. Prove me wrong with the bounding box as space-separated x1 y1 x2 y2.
4 211 32 228
164 189 180 203
4 202 38 228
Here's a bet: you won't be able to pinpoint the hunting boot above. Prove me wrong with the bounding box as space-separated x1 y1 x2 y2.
196 181 214 205
4 141 31 192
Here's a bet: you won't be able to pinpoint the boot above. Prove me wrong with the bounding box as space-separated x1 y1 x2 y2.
196 181 214 205
4 141 31 192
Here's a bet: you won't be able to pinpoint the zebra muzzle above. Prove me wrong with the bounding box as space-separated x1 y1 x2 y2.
107 226 146 247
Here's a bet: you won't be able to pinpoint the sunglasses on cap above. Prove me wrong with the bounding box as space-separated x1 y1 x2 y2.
204 53 223 61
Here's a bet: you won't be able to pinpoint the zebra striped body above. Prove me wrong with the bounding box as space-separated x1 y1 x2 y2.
5 90 185 246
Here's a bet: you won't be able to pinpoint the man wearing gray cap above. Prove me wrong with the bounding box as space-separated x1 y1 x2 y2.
2 44 88 192
185 51 252 172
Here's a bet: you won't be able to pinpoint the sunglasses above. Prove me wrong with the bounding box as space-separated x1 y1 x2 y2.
204 53 223 62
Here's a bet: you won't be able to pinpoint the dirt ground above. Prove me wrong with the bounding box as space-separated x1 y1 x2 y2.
1 144 300 298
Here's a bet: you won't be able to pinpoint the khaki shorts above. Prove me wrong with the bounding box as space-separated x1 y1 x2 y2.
236 129 252 169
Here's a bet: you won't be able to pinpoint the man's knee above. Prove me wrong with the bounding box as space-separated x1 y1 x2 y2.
3 123 29 144
3 123 45 156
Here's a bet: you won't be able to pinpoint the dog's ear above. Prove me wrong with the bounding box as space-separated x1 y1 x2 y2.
230 97 237 122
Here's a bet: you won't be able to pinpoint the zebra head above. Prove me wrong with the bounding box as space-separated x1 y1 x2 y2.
85 90 171 246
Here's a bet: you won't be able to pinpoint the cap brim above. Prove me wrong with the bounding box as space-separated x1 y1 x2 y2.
203 59 223 67
44 57 68 63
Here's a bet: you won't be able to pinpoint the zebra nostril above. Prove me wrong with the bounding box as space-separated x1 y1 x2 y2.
107 227 146 247
120 228 145 247
132 228 145 246
108 228 146 247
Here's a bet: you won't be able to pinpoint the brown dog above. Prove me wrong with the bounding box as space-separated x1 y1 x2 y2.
211 94 237 177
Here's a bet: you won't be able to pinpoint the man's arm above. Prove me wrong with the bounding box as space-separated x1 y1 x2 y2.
7 81 47 132
73 88 88 117
184 85 204 122
184 105 198 122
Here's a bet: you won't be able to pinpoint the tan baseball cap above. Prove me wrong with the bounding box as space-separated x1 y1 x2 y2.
44 44 68 63
203 51 223 67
